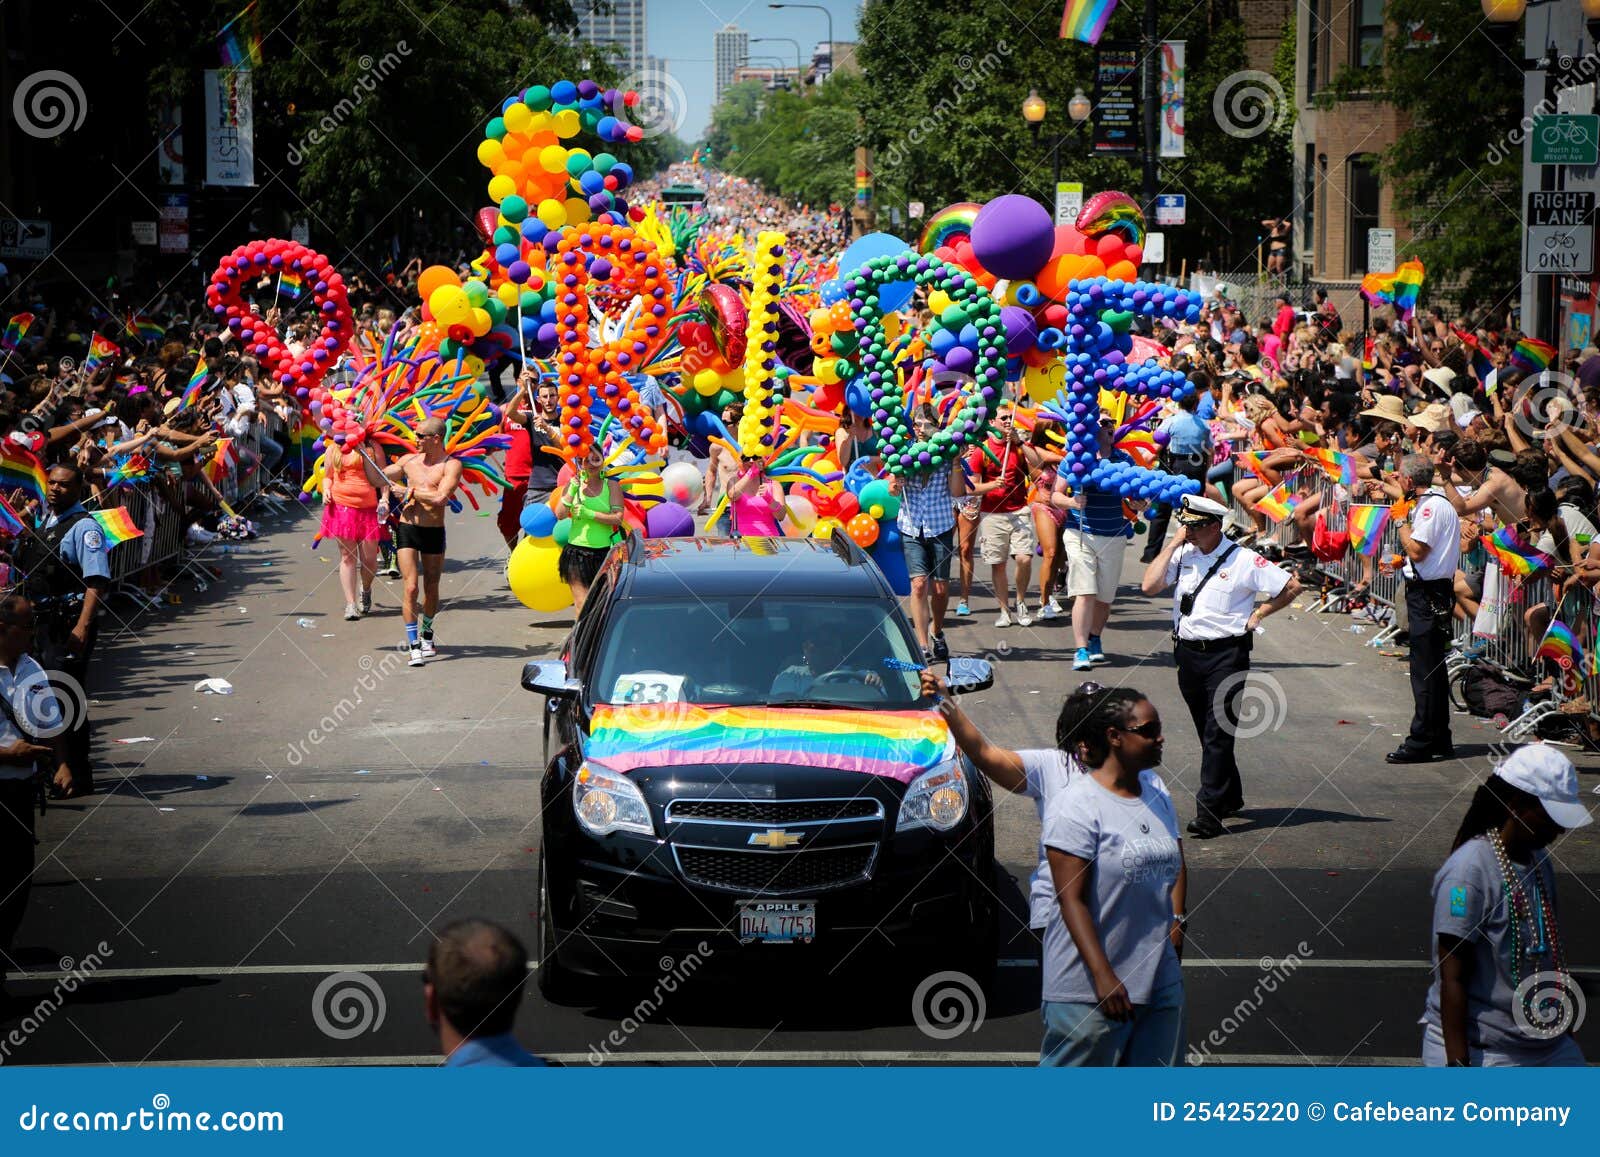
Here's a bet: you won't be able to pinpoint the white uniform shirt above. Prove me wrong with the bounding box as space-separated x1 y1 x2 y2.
0 654 62 781
1166 539 1291 640
1404 488 1461 582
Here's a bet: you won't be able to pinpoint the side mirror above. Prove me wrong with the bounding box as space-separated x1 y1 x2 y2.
946 656 994 695
521 659 582 700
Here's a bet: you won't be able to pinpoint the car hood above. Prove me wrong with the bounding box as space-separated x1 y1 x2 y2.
584 703 954 785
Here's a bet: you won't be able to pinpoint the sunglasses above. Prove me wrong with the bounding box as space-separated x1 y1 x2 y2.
1118 720 1163 740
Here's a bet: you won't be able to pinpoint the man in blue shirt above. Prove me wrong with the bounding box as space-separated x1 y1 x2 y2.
426 919 547 1067
1141 390 1214 564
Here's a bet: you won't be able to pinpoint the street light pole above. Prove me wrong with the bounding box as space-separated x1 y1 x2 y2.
754 36 804 77
1142 0 1158 214
768 3 834 83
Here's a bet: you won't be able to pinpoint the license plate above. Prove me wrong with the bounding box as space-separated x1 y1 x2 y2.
738 900 816 944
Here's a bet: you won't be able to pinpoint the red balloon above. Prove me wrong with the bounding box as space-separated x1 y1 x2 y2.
1124 244 1143 266
1096 234 1125 261
1051 225 1088 258
474 207 500 244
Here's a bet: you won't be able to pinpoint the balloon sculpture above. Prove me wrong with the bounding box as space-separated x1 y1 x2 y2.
206 239 353 399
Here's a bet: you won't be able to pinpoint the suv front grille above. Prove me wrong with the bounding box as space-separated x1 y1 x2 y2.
673 844 876 894
667 798 882 825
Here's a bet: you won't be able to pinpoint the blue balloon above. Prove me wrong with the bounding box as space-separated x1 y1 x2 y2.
869 524 911 596
819 278 849 305
837 233 916 313
520 502 557 538
844 379 874 417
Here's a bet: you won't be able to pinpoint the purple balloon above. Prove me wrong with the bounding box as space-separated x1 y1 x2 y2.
970 195 1056 281
999 305 1038 354
644 501 696 539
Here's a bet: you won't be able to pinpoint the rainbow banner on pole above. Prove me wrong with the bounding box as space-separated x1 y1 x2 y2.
178 364 210 412
85 334 121 375
1059 0 1119 44
1345 504 1390 558
1253 481 1298 522
1 313 35 353
1359 259 1425 321
1482 526 1553 579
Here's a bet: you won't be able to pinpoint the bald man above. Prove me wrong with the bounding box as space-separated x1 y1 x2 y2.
384 418 463 667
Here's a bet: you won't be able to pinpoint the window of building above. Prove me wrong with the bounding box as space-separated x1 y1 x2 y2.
1356 0 1385 69
1347 155 1380 275
1317 154 1328 274
1302 143 1317 267
1306 0 1321 96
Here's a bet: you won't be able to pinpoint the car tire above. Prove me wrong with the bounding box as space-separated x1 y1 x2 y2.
536 849 589 1005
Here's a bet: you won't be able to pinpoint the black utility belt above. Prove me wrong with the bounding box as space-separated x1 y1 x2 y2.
1173 633 1253 653
1405 576 1454 591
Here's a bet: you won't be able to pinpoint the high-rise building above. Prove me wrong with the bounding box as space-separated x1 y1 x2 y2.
574 0 648 76
714 24 749 102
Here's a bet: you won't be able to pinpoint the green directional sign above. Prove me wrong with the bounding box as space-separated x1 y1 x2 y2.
1533 115 1600 165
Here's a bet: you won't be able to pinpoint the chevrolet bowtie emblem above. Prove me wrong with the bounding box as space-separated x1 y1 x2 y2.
748 828 803 848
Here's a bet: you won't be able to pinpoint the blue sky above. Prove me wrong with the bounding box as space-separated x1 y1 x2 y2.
646 0 859 140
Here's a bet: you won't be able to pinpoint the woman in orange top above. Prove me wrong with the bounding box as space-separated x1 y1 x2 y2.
321 440 390 620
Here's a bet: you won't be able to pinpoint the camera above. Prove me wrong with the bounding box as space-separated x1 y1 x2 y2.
1179 592 1196 617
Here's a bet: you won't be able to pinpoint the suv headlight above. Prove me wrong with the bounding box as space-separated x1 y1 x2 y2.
572 761 654 837
896 759 969 833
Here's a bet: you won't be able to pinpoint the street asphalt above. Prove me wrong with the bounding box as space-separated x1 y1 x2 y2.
2 495 1595 1066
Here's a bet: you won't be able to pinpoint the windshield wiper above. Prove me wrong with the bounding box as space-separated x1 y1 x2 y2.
763 697 877 710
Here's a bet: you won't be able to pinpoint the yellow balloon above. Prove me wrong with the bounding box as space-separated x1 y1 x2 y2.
463 354 485 378
429 285 471 326
508 539 572 613
883 313 902 342
627 476 664 501
503 103 533 134
717 368 744 392
928 290 953 315
468 307 493 338
537 198 568 229
496 281 520 307
564 197 591 225
477 139 505 169
529 111 552 133
538 144 568 174
812 357 840 385
487 174 517 203
553 108 581 138
693 368 721 395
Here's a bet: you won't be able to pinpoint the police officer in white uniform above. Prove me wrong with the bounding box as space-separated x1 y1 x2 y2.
1387 455 1462 764
1141 495 1300 838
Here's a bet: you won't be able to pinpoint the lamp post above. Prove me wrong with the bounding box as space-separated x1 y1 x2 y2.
1022 88 1093 218
768 3 834 83
754 36 804 77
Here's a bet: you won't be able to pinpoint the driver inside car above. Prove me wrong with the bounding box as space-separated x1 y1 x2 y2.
769 633 884 699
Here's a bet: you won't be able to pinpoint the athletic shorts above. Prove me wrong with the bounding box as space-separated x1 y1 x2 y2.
1061 527 1125 603
902 529 955 581
497 481 529 540
978 510 1036 565
395 523 446 556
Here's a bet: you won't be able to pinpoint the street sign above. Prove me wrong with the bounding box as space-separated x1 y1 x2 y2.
1526 191 1595 275
1366 228 1395 275
1532 114 1600 166
1142 232 1165 264
908 201 924 220
1155 195 1185 226
0 218 50 260
130 222 158 246
290 220 310 245
158 194 189 256
1055 182 1083 226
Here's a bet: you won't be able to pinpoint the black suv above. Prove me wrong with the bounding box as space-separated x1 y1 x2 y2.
522 534 996 1001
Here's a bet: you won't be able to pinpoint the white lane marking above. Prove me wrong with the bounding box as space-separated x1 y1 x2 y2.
53 1051 1454 1067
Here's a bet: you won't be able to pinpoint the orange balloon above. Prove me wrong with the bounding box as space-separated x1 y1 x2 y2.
1078 256 1106 278
847 512 880 548
1106 259 1139 282
417 265 461 302
1035 254 1074 300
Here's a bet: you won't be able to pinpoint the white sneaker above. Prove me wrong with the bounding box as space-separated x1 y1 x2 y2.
994 608 1013 628
408 646 425 668
186 524 217 545
344 603 360 621
420 636 436 657
1040 602 1060 620
1015 604 1033 627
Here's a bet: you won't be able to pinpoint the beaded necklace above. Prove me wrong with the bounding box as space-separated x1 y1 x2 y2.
1485 830 1568 1020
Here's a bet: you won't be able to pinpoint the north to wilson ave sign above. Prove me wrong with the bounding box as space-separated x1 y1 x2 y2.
1526 191 1595 275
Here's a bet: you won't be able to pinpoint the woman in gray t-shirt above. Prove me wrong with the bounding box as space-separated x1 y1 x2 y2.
1039 687 1187 1066
1422 746 1592 1066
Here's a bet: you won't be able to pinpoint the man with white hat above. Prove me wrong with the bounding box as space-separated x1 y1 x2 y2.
1422 366 1457 396
1387 454 1462 764
1141 493 1301 838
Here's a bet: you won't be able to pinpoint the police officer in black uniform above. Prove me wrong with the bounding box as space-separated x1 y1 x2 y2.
1141 495 1301 838
13 463 110 798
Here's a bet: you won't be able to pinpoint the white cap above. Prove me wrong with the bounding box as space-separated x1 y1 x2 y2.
1176 494 1229 524
1422 366 1457 394
1494 744 1593 830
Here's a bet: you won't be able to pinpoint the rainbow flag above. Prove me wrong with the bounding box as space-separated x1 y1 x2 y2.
85 334 121 375
125 314 166 344
1253 481 1298 522
1359 258 1425 321
0 495 26 538
1536 620 1581 669
0 445 47 507
586 704 953 785
1234 449 1271 476
1 312 34 353
203 438 236 487
278 270 307 302
1451 326 1495 386
1509 337 1557 377
216 0 263 68
1482 526 1553 579
87 507 144 548
1306 446 1357 486
1059 0 1118 44
178 364 210 411
1346 504 1390 557
106 454 152 488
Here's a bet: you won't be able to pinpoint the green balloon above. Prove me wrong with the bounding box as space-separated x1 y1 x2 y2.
524 85 553 111
463 280 490 307
484 298 507 325
552 517 572 547
486 117 507 140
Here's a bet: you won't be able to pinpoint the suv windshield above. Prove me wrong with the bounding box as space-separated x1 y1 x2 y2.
589 597 927 709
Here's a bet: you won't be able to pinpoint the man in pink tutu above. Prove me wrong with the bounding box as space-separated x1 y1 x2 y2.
385 418 463 667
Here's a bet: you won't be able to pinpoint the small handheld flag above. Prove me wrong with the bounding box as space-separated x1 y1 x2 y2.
1345 504 1390 558
1508 337 1556 378
87 507 144 548
85 334 121 375
0 444 47 507
1253 481 1299 522
178 364 210 412
1 313 35 353
1305 446 1357 486
1536 620 1581 670
1359 259 1425 321
1482 526 1554 579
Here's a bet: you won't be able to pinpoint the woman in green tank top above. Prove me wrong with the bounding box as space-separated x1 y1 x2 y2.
553 445 625 613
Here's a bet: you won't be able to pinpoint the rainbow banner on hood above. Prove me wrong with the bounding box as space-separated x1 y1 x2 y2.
585 704 953 784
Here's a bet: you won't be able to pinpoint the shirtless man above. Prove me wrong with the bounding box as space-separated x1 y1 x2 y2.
385 417 463 667
1442 439 1530 527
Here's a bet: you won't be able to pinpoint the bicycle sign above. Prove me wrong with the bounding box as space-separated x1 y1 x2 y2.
1527 191 1595 274
1532 115 1599 165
